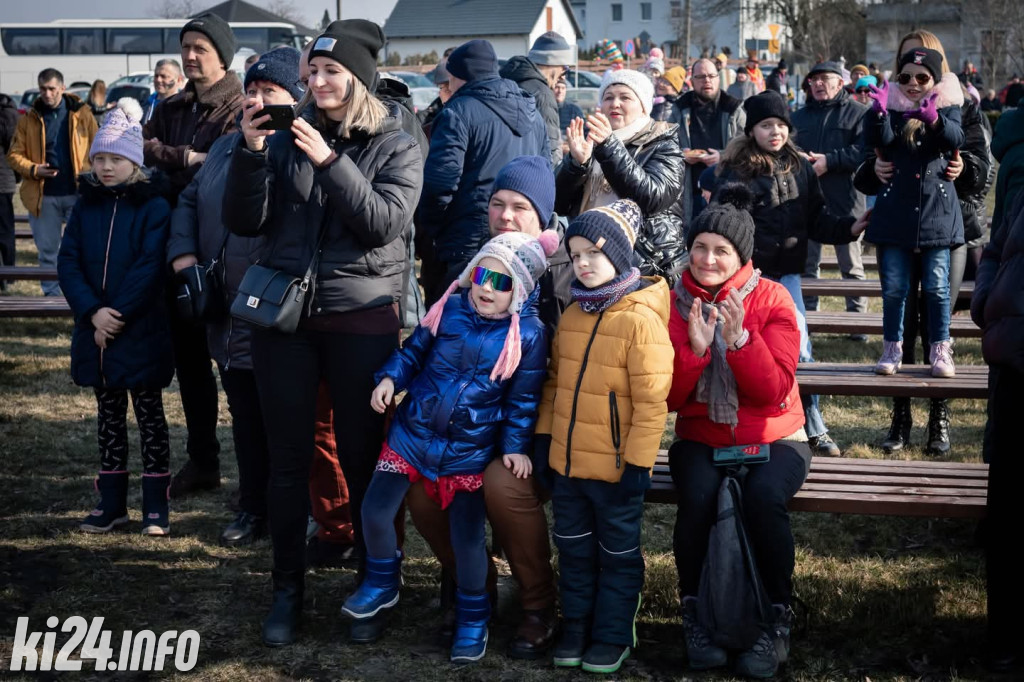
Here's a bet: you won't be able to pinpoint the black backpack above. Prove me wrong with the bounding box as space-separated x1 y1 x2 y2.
697 467 774 650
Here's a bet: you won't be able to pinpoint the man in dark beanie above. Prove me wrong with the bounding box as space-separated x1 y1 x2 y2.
417 38 548 305
501 31 576 167
144 14 244 498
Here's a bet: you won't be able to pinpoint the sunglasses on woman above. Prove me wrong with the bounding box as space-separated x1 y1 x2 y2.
855 88 872 94
471 266 514 292
896 72 932 86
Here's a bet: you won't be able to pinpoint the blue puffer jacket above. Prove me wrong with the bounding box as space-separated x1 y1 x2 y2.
375 287 548 480
864 74 966 249
58 170 174 389
416 77 548 265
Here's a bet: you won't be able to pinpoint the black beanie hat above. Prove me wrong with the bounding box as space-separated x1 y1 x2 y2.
310 19 385 88
180 13 236 70
245 47 304 101
565 199 642 275
743 90 792 135
898 47 943 81
446 39 499 82
687 183 757 264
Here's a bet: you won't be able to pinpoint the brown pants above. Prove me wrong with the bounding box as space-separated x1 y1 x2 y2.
406 457 555 610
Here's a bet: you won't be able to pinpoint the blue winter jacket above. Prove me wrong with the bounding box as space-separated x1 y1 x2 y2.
416 77 548 265
375 287 549 480
864 74 966 249
57 170 174 389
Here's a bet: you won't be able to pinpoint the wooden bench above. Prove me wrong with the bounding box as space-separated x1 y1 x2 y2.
0 296 71 318
818 255 878 271
0 266 59 281
15 227 32 239
648 453 988 518
796 362 988 399
801 278 973 302
806 311 981 338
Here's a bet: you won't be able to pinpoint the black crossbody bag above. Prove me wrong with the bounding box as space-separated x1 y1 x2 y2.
174 229 231 323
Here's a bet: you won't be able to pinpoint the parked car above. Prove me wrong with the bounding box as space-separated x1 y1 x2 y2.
18 89 38 114
389 71 435 89
565 69 602 88
564 86 599 114
382 70 439 114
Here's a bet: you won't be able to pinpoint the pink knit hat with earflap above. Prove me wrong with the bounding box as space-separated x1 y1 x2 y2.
420 229 560 382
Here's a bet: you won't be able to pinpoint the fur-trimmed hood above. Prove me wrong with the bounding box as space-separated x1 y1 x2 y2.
886 72 965 112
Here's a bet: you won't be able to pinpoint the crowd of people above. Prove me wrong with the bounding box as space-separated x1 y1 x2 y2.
2 12 1023 678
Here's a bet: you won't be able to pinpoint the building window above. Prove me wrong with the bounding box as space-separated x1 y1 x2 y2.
670 1 682 19
641 3 652 21
611 3 622 22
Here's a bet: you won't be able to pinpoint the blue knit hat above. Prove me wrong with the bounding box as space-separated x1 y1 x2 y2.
245 47 304 101
446 39 499 82
565 199 642 274
491 156 555 227
855 75 878 91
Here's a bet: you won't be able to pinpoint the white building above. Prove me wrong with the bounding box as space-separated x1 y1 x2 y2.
383 0 583 63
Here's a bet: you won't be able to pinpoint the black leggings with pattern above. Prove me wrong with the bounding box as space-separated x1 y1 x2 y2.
95 388 170 474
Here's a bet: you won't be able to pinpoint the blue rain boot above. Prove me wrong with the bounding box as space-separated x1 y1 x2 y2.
141 473 170 536
450 589 491 664
341 554 402 620
80 471 129 533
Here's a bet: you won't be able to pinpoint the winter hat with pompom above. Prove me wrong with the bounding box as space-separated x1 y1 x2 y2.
90 98 144 166
688 182 757 264
420 230 560 381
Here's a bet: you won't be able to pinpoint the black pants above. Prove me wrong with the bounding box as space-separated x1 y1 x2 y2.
0 193 14 289
986 364 1024 655
95 388 170 474
251 326 398 575
168 308 220 470
669 439 810 606
219 367 269 518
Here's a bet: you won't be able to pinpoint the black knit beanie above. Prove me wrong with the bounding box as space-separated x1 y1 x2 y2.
310 19 385 88
898 47 943 81
688 183 757 264
180 13 236 70
743 90 792 134
565 199 642 275
446 39 499 82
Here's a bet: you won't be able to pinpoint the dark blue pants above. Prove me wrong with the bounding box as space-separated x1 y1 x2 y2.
551 474 645 647
363 470 488 594
669 439 809 606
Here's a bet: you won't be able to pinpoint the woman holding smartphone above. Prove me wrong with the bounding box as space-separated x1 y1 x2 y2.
222 20 423 647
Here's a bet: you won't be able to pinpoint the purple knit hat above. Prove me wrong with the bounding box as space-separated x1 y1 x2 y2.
89 101 144 166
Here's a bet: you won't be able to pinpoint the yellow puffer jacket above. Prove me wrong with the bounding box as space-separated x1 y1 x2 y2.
6 94 97 217
537 277 674 482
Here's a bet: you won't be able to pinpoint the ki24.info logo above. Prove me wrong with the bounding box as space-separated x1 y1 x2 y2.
8 617 199 672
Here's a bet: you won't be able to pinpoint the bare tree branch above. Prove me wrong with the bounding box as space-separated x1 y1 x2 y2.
150 0 201 19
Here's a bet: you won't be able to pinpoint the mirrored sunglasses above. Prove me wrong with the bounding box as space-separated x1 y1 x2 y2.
897 72 932 85
471 266 514 292
855 88 872 94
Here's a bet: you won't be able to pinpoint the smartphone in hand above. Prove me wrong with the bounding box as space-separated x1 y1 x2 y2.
256 105 297 131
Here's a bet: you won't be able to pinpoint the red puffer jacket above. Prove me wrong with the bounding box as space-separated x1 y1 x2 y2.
667 261 804 447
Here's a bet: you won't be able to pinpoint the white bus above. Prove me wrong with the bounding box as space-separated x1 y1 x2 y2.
0 19 312 94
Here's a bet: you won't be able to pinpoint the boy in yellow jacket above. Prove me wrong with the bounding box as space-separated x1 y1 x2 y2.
534 199 673 673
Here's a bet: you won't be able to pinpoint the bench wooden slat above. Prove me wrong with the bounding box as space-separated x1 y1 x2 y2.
806 311 980 338
0 296 72 317
15 228 32 239
805 472 989 487
796 363 988 399
799 482 986 497
801 278 973 302
788 491 985 518
817 255 877 271
0 266 59 281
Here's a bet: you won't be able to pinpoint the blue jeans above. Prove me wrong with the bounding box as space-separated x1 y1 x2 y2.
29 194 76 296
776 274 827 438
877 246 951 344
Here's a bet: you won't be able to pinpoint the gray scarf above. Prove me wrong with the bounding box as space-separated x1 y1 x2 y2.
673 268 761 426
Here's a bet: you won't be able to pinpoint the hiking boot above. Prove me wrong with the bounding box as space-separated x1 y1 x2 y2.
553 618 590 668
681 596 727 670
881 397 912 454
875 340 903 375
220 511 265 547
925 398 951 457
450 589 491 663
808 432 841 457
771 603 794 664
306 535 359 569
80 471 130 533
508 607 557 660
341 554 402 620
581 642 631 674
141 473 170 536
930 339 955 378
734 630 779 679
168 461 220 499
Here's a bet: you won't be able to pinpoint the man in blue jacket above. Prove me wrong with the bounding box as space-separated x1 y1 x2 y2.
416 39 548 305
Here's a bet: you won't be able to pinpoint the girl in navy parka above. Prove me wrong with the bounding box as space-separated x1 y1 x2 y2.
865 48 965 379
341 230 557 663
57 101 174 537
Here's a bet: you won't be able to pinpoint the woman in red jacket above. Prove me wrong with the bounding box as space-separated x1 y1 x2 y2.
666 184 811 679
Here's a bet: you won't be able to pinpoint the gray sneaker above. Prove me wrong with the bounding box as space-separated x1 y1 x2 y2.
734 630 779 679
681 597 727 670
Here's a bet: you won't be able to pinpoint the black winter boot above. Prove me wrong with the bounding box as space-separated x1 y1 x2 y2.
262 570 303 646
140 473 170 536
881 397 912 454
925 398 951 457
80 471 129 533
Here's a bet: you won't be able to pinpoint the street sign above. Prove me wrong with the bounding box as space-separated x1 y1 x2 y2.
624 39 635 56
768 39 780 54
